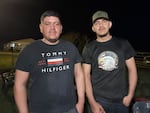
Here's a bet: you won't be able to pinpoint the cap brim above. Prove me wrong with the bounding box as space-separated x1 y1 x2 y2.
93 17 110 23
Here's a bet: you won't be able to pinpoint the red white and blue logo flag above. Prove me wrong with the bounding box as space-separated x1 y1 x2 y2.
47 57 63 66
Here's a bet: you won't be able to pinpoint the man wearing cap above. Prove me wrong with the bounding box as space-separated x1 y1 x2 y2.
82 10 138 113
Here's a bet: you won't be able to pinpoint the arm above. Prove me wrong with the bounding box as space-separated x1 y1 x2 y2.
74 63 85 113
82 63 105 113
123 57 138 106
13 69 29 113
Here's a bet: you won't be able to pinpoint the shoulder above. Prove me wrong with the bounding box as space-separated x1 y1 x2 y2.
82 40 98 55
85 40 97 48
20 39 41 52
112 36 130 46
112 36 127 42
25 39 41 47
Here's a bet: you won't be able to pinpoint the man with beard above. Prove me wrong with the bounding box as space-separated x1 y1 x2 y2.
82 10 137 113
14 10 85 113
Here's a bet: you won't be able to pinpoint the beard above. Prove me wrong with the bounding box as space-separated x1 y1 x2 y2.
97 32 109 38
47 38 59 43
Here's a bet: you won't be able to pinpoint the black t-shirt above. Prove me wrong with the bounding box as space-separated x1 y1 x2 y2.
82 37 136 102
15 39 82 113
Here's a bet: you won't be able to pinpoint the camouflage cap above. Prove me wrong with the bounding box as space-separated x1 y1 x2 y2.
92 10 109 23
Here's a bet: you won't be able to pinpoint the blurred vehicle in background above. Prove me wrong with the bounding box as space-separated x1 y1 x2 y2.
135 51 150 68
3 38 35 52
144 56 150 64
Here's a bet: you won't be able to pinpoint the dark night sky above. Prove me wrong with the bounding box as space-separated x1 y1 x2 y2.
0 0 150 52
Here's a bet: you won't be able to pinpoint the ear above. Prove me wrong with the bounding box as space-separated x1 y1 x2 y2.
109 21 112 28
92 25 95 32
60 25 63 34
39 23 43 33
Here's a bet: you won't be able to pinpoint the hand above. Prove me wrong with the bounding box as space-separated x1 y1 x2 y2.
91 102 105 113
123 95 132 107
76 101 84 113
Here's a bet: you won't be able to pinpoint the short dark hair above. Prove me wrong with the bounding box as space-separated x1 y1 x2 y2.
40 10 61 22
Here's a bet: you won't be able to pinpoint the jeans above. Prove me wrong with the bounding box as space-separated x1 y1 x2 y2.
87 99 128 113
64 107 78 113
30 107 78 113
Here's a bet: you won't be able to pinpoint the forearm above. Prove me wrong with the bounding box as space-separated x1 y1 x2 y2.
128 71 138 97
126 58 138 98
85 75 97 106
82 64 96 106
74 63 85 113
75 74 85 105
14 84 29 113
76 81 85 113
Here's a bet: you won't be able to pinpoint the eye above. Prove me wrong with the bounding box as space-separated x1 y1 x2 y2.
94 22 100 26
43 22 50 25
54 22 61 26
102 20 108 23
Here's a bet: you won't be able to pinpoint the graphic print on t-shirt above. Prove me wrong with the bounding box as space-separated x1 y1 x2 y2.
98 51 118 71
40 51 71 73
47 57 63 66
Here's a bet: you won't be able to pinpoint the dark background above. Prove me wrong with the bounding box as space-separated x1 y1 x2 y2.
0 0 150 52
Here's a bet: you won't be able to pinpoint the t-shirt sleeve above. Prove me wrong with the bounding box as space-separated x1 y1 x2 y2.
73 45 82 64
15 46 33 72
123 40 136 60
82 45 92 64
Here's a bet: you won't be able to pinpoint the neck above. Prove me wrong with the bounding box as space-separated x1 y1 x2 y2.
96 35 112 42
42 38 60 45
